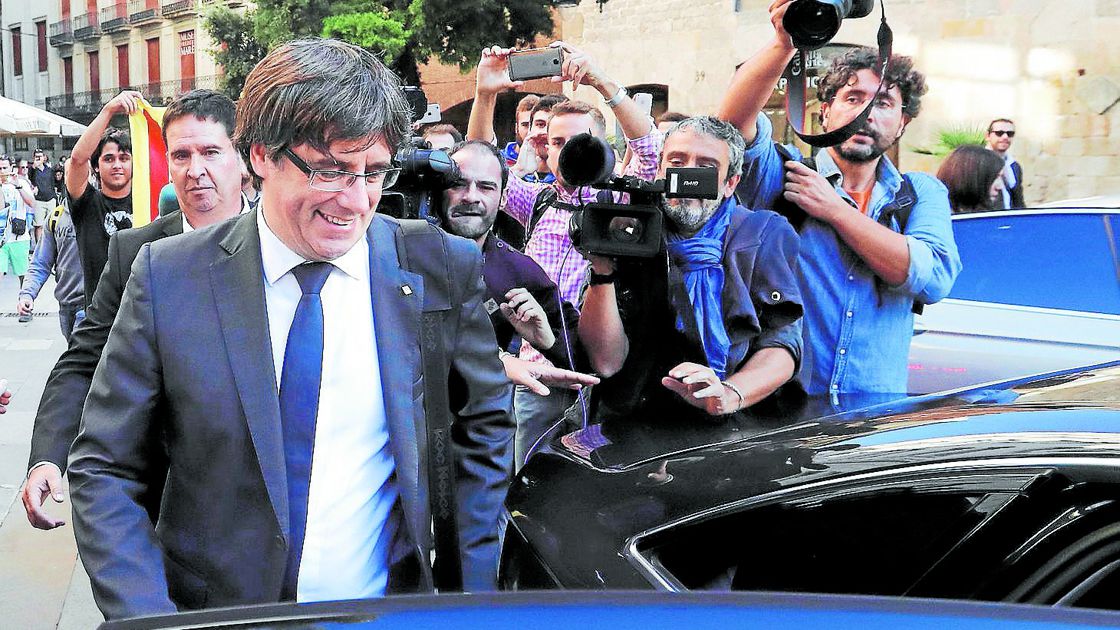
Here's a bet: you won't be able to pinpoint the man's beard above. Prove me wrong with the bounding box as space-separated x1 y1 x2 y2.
834 126 891 163
661 197 724 235
444 202 493 240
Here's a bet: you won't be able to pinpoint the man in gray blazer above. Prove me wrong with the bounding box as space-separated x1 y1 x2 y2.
68 39 513 620
23 89 245 529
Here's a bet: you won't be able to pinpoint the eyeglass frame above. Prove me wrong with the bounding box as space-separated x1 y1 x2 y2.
989 130 1016 138
280 146 401 192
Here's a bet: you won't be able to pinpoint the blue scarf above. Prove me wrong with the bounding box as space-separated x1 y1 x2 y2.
666 198 735 379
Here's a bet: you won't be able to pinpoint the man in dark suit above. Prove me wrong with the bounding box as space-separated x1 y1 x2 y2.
68 39 513 620
22 89 245 529
986 118 1025 209
442 140 598 467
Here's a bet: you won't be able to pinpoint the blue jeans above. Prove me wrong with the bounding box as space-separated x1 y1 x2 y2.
59 304 85 343
513 386 578 469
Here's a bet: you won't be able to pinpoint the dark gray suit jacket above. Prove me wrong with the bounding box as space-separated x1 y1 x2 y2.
68 211 513 619
29 211 184 473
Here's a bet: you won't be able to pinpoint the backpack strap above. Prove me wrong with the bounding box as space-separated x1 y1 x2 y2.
874 174 924 315
395 218 463 592
526 188 557 244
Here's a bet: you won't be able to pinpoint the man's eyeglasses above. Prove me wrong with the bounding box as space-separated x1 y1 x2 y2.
990 130 1015 138
281 147 401 192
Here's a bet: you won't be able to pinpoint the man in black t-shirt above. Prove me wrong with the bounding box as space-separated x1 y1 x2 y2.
65 91 140 308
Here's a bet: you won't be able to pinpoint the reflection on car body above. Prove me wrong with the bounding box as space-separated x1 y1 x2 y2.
908 208 1120 394
503 361 1120 615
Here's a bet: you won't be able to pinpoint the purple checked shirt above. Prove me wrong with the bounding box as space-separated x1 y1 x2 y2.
501 130 664 365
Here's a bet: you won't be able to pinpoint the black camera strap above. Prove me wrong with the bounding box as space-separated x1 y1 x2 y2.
783 0 894 148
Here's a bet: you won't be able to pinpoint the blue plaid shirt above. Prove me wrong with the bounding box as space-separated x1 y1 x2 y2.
737 114 961 395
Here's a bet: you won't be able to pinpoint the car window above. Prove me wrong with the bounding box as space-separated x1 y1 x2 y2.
948 213 1120 315
641 488 1017 594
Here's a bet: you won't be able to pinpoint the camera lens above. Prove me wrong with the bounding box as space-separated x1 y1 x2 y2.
782 0 848 50
608 217 644 244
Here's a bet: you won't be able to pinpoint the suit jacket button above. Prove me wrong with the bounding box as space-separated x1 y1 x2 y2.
275 535 285 548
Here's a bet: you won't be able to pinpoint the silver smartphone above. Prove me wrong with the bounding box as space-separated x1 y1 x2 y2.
508 47 564 81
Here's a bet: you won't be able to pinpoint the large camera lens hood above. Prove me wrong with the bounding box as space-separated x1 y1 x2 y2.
558 133 616 187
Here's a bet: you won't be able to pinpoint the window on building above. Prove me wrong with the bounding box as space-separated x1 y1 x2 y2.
12 26 23 77
36 21 47 72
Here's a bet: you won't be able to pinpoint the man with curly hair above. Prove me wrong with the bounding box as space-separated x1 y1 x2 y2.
717 0 960 397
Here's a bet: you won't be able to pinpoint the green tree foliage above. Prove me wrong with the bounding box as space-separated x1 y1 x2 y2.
204 0 554 97
203 5 268 100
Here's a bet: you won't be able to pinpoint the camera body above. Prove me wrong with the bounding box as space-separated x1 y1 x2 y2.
782 0 874 50
379 87 462 221
558 134 720 258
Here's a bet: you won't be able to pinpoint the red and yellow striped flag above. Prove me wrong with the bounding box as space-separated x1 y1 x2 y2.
127 98 169 228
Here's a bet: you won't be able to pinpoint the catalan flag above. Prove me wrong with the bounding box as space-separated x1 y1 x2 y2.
127 98 169 228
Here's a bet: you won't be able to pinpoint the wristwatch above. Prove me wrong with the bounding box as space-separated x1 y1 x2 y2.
604 86 628 108
589 270 617 285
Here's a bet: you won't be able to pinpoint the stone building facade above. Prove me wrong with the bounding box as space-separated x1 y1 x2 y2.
553 0 1120 204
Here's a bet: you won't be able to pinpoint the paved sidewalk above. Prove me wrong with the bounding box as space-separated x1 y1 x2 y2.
0 271 102 629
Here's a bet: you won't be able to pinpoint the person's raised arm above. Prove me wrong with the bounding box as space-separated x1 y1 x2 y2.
466 47 524 143
553 42 652 141
66 90 142 200
577 256 628 377
715 0 797 143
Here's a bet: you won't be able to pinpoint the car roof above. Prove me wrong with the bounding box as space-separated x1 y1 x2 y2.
952 206 1120 217
538 360 1120 474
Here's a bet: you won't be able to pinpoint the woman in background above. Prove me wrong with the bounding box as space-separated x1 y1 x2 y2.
937 145 1006 214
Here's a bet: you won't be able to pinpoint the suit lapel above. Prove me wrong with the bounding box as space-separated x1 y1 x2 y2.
368 217 425 543
209 211 289 535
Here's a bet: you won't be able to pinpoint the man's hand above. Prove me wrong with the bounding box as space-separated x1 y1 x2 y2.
476 46 525 96
662 362 740 416
500 354 599 396
16 297 33 316
21 464 67 529
768 0 796 50
551 41 609 89
500 288 555 350
102 90 144 117
782 160 849 224
510 137 541 178
0 379 10 414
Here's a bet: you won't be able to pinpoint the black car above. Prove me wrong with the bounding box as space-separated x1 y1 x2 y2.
501 361 1120 613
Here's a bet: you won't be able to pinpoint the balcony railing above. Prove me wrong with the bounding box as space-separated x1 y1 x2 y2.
45 75 222 119
49 19 73 47
73 13 101 40
128 0 162 24
100 2 131 32
161 0 197 17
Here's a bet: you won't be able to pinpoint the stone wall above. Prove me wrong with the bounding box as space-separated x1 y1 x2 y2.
557 0 1120 205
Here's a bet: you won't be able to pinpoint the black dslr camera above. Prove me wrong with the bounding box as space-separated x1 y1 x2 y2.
379 86 461 221
782 0 874 50
558 133 719 258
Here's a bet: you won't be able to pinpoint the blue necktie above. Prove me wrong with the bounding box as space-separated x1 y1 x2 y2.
279 261 333 600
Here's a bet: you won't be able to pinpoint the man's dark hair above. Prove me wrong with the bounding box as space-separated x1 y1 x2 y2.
91 128 132 169
422 123 463 145
987 118 1015 132
448 139 509 188
234 38 411 177
528 94 569 123
936 144 1004 212
657 111 689 125
161 89 237 146
817 47 927 118
548 100 607 137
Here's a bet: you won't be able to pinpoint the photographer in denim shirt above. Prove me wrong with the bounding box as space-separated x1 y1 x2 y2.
717 0 960 397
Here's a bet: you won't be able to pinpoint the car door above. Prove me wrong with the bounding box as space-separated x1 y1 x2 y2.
908 211 1120 394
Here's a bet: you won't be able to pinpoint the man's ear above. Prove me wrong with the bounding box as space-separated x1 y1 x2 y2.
723 172 742 200
819 102 831 131
896 114 912 140
248 144 272 182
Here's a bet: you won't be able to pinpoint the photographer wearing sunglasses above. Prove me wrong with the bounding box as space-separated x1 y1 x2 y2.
986 119 1024 209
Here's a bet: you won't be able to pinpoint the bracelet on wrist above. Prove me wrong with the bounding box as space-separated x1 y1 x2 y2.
589 270 617 286
721 380 745 412
603 86 628 108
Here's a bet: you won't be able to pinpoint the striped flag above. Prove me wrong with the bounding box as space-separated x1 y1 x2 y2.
127 98 168 228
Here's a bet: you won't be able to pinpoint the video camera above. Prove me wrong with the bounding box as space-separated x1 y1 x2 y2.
378 86 461 221
558 133 719 258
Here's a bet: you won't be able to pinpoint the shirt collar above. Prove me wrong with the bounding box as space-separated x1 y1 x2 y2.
815 149 902 193
256 206 369 286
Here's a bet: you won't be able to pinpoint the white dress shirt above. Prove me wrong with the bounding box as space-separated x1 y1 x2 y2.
256 209 398 602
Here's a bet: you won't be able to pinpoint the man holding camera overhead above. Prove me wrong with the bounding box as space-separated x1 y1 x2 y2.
718 0 960 398
578 116 803 422
466 42 661 459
